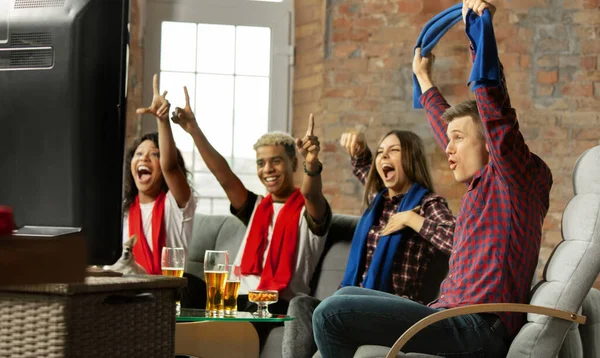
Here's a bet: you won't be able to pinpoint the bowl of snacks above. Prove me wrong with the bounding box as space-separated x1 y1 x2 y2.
248 289 279 317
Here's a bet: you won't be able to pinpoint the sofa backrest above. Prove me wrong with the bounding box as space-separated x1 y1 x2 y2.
509 145 600 357
187 213 448 303
186 214 246 282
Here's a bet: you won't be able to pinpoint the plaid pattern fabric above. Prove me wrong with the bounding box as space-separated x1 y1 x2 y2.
425 48 553 338
351 153 455 303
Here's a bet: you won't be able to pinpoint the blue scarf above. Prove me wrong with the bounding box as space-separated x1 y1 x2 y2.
412 5 500 108
341 183 429 292
465 9 500 90
412 4 462 109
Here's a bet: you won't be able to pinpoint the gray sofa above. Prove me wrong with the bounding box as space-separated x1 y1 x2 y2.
185 213 449 358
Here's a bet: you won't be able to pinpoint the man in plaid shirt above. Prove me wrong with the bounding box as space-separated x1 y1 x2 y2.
312 1 552 357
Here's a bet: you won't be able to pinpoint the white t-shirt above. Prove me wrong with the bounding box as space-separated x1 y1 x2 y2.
122 191 196 254
233 197 329 301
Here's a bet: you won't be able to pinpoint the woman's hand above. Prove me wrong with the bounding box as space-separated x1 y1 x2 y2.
340 129 367 158
136 74 170 122
380 206 421 236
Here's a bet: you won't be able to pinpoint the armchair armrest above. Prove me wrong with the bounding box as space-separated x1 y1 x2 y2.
386 303 586 358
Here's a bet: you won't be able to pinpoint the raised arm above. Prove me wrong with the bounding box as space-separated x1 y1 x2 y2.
295 114 328 224
412 49 451 151
465 0 532 188
136 74 191 208
171 86 248 211
340 130 371 185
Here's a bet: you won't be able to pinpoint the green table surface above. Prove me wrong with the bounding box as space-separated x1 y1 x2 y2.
177 308 294 323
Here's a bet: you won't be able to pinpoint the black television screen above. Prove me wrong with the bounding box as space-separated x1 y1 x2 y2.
0 0 129 265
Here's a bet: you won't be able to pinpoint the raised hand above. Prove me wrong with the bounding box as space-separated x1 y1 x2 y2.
171 86 199 134
380 206 421 236
412 48 435 81
136 74 170 122
296 114 321 165
462 0 496 23
339 128 367 158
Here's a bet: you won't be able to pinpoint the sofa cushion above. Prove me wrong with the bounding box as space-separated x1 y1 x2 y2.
187 214 246 280
310 214 359 301
261 326 284 358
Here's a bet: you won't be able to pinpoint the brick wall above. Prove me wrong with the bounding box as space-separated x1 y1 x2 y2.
292 0 600 286
126 0 144 146
128 0 600 287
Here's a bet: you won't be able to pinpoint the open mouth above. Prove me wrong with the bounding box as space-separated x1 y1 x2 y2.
137 165 152 182
381 163 395 181
448 159 457 171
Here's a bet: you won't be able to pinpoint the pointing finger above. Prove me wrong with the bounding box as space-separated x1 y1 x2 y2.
306 113 315 137
183 86 190 107
152 74 159 96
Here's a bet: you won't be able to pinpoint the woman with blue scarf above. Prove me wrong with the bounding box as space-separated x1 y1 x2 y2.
337 129 455 296
282 129 455 358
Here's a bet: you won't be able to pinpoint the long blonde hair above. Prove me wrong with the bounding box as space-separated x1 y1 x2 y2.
363 130 435 207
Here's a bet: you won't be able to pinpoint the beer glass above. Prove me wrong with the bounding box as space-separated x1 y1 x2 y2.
223 264 241 316
204 250 229 317
161 247 185 315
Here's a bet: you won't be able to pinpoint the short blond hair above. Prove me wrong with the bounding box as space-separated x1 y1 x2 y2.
253 132 296 159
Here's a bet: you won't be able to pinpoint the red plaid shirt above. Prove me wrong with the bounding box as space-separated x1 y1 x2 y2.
426 48 553 338
352 153 455 303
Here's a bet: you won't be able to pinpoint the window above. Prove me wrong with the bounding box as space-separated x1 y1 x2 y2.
145 0 293 214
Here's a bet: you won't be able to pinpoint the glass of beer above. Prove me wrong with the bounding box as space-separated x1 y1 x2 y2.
161 247 185 315
223 264 241 316
204 250 229 317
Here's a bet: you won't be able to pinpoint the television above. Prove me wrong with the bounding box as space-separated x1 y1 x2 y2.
0 0 129 265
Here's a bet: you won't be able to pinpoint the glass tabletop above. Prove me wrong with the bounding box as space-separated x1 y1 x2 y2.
177 308 294 323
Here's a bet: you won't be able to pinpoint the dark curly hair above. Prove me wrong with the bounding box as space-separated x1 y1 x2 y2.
123 132 191 212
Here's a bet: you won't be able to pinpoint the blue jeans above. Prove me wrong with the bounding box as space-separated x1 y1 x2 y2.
313 287 510 358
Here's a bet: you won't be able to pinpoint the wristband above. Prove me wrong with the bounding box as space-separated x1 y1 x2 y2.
304 161 323 177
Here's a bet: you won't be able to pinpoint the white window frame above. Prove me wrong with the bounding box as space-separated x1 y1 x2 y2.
143 0 293 135
143 0 294 214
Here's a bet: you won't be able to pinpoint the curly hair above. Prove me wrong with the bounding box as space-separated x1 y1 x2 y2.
122 132 191 212
253 131 297 159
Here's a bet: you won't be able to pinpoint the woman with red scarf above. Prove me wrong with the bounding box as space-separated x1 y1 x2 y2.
121 75 196 274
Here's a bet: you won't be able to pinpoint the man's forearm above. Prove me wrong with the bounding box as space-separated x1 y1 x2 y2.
188 126 248 209
301 160 327 223
416 74 434 94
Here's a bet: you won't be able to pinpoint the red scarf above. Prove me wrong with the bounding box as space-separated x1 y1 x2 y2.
129 191 167 275
240 188 305 293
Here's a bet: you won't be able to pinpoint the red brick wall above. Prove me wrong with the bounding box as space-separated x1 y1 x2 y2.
126 0 144 146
